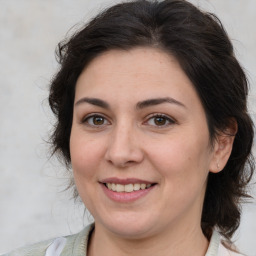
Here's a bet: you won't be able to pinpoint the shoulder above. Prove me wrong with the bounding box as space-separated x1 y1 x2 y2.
218 243 245 256
206 229 245 256
0 239 54 256
1 224 94 256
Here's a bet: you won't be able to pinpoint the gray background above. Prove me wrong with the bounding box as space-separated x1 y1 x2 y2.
0 0 255 255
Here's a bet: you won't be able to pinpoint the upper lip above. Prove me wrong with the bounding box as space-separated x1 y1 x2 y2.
100 177 155 185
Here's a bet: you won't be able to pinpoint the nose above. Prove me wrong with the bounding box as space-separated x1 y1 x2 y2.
104 123 144 168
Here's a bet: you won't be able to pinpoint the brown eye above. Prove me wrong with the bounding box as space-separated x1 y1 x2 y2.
154 117 167 126
146 114 175 127
93 116 105 125
83 114 109 127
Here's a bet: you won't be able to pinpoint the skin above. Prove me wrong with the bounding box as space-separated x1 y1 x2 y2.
70 47 235 256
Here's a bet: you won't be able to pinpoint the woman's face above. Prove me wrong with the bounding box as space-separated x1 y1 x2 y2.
70 47 218 239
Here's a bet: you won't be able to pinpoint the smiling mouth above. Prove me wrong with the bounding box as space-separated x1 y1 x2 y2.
104 183 156 193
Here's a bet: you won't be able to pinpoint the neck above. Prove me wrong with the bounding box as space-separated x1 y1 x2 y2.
87 222 209 256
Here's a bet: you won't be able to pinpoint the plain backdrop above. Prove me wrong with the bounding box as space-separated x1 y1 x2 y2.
0 0 255 255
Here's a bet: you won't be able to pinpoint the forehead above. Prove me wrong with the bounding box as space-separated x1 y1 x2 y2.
75 47 200 109
78 48 187 86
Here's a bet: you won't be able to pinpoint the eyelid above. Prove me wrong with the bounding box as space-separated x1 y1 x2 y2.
144 113 176 127
80 112 176 128
81 113 111 127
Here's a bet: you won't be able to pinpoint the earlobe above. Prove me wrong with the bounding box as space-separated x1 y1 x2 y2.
209 121 237 174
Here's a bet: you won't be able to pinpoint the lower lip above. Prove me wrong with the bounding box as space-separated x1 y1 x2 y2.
100 183 155 203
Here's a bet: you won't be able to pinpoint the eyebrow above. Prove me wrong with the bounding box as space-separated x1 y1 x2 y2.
75 97 110 109
136 97 186 109
74 97 186 110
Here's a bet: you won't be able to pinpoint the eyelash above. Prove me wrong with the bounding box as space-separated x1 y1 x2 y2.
81 113 175 128
82 114 110 127
144 113 176 128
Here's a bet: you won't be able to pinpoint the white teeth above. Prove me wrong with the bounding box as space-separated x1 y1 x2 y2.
111 183 116 191
133 183 141 191
140 184 146 189
124 184 133 192
115 184 125 192
105 183 153 192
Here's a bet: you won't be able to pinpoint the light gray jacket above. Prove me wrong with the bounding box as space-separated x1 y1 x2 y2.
2 224 244 256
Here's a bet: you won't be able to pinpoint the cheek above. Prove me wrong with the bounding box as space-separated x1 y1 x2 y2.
69 131 105 209
70 131 104 179
147 133 211 184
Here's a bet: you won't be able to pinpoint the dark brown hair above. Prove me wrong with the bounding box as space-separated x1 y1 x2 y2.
49 0 255 241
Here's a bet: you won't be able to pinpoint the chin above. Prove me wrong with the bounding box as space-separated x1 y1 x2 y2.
97 213 158 239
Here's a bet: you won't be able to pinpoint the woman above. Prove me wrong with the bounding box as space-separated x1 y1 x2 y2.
3 0 254 255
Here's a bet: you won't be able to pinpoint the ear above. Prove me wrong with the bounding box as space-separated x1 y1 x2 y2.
209 120 237 173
